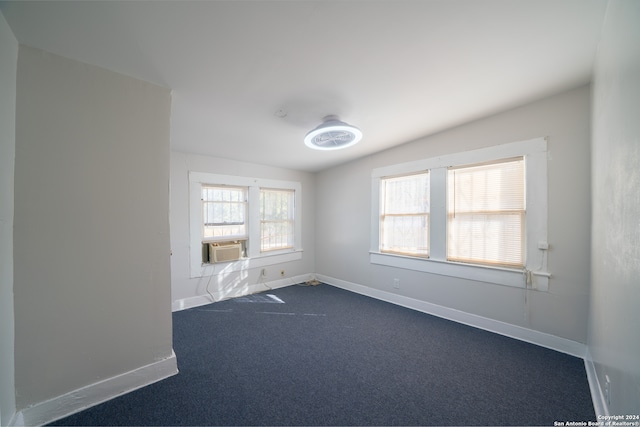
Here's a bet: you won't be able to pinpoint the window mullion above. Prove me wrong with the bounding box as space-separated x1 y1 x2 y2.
430 167 447 261
247 186 260 258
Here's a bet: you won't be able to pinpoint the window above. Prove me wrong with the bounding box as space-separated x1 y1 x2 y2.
189 172 302 278
202 186 247 241
260 188 295 252
447 158 525 268
380 172 430 257
370 138 549 290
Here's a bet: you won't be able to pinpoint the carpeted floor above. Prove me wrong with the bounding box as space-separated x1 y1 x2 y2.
50 283 595 426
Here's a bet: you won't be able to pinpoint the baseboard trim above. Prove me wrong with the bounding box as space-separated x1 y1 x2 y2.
584 348 609 419
16 350 178 427
172 273 314 312
318 274 587 358
7 411 23 427
14 274 595 426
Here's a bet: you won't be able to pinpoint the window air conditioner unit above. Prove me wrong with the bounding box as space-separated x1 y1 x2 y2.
208 242 243 263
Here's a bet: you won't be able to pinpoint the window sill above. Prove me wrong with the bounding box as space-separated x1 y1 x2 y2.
370 252 550 290
192 249 303 278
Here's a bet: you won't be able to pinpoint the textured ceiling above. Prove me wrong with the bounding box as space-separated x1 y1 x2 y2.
1 0 607 172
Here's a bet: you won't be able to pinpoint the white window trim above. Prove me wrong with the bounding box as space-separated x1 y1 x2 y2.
370 137 550 291
260 188 296 253
189 172 302 278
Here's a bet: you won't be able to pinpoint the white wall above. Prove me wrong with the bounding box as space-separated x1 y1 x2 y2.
170 151 315 309
589 0 640 415
13 46 176 414
0 10 18 427
316 85 592 345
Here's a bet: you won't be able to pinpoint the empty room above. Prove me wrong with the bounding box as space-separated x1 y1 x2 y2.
0 0 638 426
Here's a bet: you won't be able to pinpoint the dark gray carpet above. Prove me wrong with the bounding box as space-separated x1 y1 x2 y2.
50 283 595 426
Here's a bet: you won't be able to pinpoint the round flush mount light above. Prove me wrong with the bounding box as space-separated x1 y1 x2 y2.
304 115 363 150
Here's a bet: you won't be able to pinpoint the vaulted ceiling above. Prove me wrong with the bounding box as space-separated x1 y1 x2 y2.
1 0 607 172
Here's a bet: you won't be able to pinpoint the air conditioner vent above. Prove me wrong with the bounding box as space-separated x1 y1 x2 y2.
208 242 243 263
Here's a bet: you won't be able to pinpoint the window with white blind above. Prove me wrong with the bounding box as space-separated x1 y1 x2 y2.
380 172 430 257
370 138 549 290
189 172 302 278
260 188 295 252
202 185 247 241
447 158 525 268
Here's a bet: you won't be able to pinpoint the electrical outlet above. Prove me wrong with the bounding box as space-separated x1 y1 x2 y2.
393 278 400 289
280 269 285 277
604 375 611 406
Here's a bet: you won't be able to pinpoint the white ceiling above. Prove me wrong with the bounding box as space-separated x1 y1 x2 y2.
1 0 607 172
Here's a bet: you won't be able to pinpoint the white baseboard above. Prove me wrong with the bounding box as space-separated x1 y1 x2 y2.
584 348 609 419
318 274 587 358
7 411 23 427
13 273 596 426
16 351 178 427
172 273 314 312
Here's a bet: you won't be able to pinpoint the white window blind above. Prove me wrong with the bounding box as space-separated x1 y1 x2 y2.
260 188 295 252
202 185 247 241
447 157 525 268
380 172 430 257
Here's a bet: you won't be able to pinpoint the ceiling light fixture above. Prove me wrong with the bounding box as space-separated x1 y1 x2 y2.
304 115 362 150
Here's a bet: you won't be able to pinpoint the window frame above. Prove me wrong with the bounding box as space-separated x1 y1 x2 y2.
446 157 526 268
379 171 431 258
260 187 296 253
370 138 549 290
189 172 302 278
202 185 248 242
